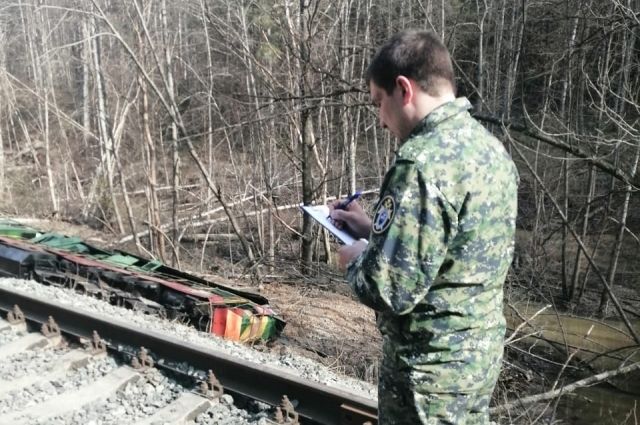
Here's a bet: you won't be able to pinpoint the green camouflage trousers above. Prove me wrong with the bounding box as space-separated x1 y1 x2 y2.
378 337 503 425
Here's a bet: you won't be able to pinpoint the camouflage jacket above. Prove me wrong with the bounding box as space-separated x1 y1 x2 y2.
347 97 518 364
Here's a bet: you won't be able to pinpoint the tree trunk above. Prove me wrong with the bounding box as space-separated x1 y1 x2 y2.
475 0 488 112
22 0 58 212
160 0 181 266
559 2 579 300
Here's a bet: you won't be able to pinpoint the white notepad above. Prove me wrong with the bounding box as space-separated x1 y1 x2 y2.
300 205 357 245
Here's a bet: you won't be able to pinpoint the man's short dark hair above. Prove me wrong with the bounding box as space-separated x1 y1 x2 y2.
366 30 456 96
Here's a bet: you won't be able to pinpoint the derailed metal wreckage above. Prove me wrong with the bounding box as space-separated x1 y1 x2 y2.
0 220 285 342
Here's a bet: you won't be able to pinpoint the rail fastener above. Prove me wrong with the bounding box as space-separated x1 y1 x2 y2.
199 370 224 400
131 346 155 371
41 316 61 338
274 395 300 425
7 304 25 325
87 330 107 355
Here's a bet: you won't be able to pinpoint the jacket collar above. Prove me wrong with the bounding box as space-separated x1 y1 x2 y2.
404 97 472 141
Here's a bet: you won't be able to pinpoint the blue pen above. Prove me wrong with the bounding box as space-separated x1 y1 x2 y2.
337 190 362 210
328 190 362 219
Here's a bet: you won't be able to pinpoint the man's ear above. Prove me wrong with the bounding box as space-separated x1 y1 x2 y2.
395 76 413 105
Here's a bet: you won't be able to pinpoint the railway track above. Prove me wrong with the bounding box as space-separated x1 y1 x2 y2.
0 315 252 424
0 284 378 425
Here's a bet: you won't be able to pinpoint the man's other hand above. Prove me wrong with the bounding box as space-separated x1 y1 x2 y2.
337 239 368 270
328 200 371 240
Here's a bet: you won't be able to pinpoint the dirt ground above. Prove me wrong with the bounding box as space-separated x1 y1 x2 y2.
258 280 382 382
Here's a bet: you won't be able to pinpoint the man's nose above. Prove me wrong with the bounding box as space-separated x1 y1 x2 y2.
379 116 387 129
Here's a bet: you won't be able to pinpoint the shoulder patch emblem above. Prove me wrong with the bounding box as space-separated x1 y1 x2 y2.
372 195 396 234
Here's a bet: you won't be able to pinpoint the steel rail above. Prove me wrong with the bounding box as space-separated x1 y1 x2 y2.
0 286 378 425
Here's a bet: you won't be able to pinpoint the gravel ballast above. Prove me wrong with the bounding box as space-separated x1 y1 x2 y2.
0 325 23 346
0 278 377 401
0 356 117 415
0 347 67 381
39 367 182 425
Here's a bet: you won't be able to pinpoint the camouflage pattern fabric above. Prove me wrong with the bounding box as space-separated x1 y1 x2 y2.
346 97 519 424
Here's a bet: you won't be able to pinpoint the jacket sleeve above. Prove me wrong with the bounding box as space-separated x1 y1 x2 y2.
346 160 457 315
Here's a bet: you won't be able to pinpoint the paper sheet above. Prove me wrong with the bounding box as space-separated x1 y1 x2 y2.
300 205 357 245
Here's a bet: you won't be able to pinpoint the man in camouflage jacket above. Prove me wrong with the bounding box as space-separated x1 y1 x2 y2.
330 30 519 424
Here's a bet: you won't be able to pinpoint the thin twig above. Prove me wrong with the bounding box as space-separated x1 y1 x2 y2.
505 303 551 344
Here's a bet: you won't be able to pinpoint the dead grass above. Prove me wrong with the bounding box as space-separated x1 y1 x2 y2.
258 280 381 382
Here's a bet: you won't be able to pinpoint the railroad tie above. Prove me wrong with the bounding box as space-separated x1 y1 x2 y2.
0 349 91 398
0 332 50 357
0 365 140 424
134 392 212 425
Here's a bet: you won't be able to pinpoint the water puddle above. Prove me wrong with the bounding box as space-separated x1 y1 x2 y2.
506 304 640 423
558 385 639 424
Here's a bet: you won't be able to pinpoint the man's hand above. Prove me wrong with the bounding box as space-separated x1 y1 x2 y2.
337 239 368 270
328 199 371 240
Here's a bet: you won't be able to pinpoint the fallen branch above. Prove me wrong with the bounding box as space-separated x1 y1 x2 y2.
118 190 379 244
119 202 303 245
491 360 640 414
117 194 258 243
474 113 640 189
181 233 238 242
